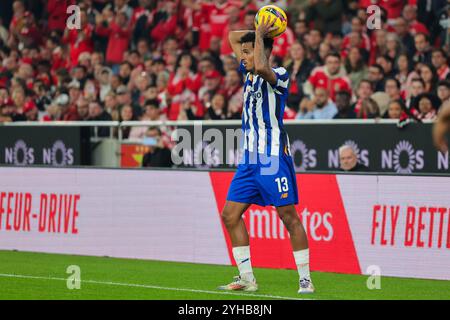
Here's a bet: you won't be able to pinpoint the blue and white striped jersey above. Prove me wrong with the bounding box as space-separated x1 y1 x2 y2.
239 61 291 161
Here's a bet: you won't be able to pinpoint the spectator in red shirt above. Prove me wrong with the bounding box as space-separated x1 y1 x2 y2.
168 52 202 101
198 69 222 105
220 6 245 56
304 52 352 102
206 0 240 40
272 26 295 59
56 93 80 121
47 0 76 32
15 11 42 48
1 97 26 122
130 0 152 32
184 0 240 51
3 0 450 126
403 4 429 36
342 17 371 55
22 99 38 121
150 1 178 45
114 0 133 20
359 0 405 21
9 0 26 39
96 11 131 67
63 10 94 67
0 87 9 102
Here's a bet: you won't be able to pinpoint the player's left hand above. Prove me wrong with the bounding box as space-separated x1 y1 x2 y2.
255 15 278 38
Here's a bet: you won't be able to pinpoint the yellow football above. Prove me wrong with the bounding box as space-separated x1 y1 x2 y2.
254 5 288 38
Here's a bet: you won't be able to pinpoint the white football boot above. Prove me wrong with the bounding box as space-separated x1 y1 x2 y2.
218 276 258 292
298 278 315 294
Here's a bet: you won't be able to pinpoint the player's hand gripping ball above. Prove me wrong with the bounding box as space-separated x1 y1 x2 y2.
254 5 287 38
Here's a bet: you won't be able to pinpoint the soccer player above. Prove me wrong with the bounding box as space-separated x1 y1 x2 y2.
218 16 314 294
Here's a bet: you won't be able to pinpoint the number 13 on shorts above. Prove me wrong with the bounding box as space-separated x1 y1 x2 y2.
275 177 289 193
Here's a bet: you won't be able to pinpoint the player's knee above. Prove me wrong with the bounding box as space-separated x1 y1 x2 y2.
279 211 301 230
221 208 239 228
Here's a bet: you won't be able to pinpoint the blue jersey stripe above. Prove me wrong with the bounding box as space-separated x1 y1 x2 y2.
261 81 272 156
251 77 259 153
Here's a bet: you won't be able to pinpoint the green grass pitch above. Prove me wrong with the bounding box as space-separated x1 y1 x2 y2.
0 250 449 300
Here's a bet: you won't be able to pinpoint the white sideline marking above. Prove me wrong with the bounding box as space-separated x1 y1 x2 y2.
0 273 311 300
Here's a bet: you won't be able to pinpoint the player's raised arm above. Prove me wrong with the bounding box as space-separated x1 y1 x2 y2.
228 30 253 62
433 100 450 152
254 16 278 85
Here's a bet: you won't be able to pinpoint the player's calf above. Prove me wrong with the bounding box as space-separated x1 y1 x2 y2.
277 205 315 294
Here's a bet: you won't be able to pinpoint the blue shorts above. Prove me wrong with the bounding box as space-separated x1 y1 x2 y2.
226 152 299 207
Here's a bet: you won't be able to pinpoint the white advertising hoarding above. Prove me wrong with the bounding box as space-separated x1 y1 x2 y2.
0 167 449 280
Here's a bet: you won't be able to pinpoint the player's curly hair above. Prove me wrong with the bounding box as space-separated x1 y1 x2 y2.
239 32 274 51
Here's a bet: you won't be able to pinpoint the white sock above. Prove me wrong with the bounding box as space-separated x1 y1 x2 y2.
293 249 311 280
232 246 255 282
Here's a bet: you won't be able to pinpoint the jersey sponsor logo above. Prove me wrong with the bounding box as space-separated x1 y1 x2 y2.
249 91 262 100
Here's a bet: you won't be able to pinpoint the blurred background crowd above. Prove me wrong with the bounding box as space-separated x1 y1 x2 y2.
0 0 449 137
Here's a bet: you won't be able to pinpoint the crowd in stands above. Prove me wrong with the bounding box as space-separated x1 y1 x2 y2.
0 0 449 137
